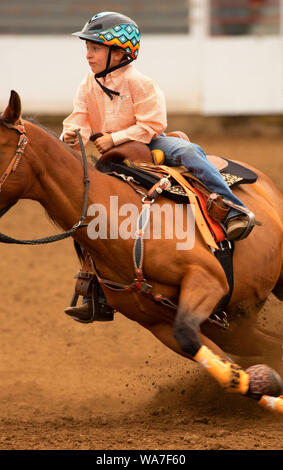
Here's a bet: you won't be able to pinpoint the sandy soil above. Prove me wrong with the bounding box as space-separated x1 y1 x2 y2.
0 133 283 450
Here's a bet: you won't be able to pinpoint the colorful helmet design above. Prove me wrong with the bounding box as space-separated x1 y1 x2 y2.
72 11 140 60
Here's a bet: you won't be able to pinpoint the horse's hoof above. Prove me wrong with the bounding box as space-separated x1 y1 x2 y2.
245 364 283 399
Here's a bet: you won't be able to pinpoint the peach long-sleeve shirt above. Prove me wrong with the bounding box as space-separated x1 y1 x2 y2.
62 64 167 146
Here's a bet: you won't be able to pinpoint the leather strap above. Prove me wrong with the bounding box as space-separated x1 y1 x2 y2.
74 253 95 296
0 124 29 191
156 166 220 250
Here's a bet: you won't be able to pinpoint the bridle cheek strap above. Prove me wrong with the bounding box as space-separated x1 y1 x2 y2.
0 122 29 192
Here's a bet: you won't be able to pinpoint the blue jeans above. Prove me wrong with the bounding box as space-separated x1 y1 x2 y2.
78 247 107 305
83 286 107 305
148 135 245 219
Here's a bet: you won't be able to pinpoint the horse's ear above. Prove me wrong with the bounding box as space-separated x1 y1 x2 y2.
2 90 22 124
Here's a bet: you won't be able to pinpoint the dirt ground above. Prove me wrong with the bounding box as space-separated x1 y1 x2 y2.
1 129 283 451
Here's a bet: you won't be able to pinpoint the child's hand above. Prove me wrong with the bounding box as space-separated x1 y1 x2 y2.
95 133 114 153
63 128 81 148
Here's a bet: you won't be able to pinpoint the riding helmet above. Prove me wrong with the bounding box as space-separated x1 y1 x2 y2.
72 11 140 60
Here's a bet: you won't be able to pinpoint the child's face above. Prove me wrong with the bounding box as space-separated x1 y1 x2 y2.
85 41 124 74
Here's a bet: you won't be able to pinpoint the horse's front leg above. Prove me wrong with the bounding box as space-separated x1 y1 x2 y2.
173 265 230 358
173 265 283 414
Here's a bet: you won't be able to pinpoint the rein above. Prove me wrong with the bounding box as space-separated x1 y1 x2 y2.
0 123 89 244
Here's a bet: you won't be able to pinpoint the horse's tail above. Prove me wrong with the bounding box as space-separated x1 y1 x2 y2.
73 240 84 264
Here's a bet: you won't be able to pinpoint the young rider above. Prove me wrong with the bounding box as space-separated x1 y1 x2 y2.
62 11 256 320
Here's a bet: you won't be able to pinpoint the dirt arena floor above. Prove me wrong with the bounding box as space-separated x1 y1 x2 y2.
1 124 283 450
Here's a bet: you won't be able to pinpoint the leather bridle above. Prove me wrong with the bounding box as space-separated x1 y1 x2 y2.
0 120 29 192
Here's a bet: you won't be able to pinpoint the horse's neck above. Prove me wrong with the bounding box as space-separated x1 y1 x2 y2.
24 122 109 236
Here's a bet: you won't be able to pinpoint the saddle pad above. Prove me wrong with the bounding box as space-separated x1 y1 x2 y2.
181 159 258 189
220 159 257 187
107 157 257 201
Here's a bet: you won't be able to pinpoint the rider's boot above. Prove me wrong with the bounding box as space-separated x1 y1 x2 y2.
64 301 114 322
64 302 93 321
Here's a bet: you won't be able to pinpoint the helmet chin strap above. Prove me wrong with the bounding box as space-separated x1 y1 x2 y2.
95 47 133 100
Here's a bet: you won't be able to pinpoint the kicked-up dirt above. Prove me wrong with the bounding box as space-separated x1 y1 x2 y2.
0 132 283 450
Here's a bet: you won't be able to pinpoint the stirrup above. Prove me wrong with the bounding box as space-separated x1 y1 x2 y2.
68 285 114 324
230 212 256 241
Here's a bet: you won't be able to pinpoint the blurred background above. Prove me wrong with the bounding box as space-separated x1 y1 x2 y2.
0 0 282 135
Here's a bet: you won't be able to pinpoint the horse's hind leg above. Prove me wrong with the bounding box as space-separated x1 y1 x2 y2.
173 266 283 411
173 266 229 358
201 317 283 359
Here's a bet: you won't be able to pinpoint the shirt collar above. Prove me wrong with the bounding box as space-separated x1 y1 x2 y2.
102 63 132 85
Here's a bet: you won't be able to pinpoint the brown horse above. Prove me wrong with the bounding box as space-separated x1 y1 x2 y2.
1 90 283 415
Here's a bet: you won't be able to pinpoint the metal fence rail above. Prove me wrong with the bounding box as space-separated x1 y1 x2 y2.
210 0 280 35
0 0 189 34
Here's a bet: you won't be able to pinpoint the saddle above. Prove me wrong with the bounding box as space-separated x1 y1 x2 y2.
92 131 257 225
93 131 229 173
70 131 257 324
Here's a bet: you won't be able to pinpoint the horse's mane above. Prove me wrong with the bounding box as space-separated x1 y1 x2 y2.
24 116 83 161
24 116 59 139
0 114 82 162
0 114 13 126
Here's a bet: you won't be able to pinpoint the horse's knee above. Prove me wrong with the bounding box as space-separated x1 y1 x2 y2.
173 308 201 357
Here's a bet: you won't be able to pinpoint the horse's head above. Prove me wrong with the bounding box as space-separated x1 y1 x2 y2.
0 91 33 215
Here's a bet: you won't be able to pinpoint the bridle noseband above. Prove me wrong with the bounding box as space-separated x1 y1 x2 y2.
0 121 89 245
0 120 29 192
